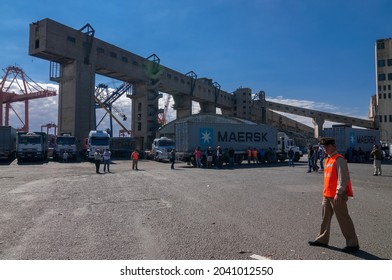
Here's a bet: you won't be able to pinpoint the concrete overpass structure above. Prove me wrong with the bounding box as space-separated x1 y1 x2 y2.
266 100 376 138
28 18 376 149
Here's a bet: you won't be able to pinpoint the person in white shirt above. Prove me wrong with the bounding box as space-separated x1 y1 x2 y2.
103 148 111 173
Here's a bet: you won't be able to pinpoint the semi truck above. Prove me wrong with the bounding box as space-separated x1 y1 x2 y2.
175 121 278 165
53 134 77 161
150 137 176 161
84 130 110 160
323 125 381 162
16 131 48 162
277 132 303 162
0 126 16 160
157 114 306 166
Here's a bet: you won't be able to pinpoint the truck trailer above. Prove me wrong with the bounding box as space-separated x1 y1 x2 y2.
175 121 278 165
323 125 380 162
0 126 16 160
109 137 136 158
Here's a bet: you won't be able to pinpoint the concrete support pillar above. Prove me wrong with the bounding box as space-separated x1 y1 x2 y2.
312 117 325 139
130 83 160 149
199 101 216 114
172 93 192 119
58 61 95 149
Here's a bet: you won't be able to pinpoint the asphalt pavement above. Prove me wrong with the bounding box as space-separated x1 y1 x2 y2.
0 158 391 260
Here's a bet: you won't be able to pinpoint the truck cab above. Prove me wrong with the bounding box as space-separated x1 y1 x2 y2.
16 131 48 162
277 132 303 162
151 137 175 161
53 134 77 161
85 130 110 160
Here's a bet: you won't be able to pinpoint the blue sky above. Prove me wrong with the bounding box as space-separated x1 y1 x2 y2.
1 0 392 133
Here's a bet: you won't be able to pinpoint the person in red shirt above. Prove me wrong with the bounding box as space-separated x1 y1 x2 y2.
131 149 139 170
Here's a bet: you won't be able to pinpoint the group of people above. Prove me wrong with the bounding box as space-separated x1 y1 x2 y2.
93 148 112 174
306 144 325 173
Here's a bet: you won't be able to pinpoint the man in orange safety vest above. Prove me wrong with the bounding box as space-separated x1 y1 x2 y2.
308 137 359 253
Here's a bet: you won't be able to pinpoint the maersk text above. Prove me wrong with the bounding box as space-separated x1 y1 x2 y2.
217 132 269 142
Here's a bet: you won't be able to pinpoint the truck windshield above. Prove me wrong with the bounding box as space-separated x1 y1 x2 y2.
19 136 41 144
56 137 76 145
91 137 109 146
158 140 175 147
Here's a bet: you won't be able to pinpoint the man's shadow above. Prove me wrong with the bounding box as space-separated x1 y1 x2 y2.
326 245 388 260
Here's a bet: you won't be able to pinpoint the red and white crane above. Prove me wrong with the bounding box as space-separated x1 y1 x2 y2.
0 66 57 131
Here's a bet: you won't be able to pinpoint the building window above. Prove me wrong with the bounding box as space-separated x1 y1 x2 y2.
388 73 392 80
122 56 128 63
378 74 386 81
389 85 391 90
389 93 391 99
97 47 104 54
378 85 382 91
377 42 385 49
388 59 392 66
137 123 141 131
384 93 387 99
110 52 117 58
390 115 392 122
379 115 383 123
385 115 388 122
384 85 387 91
379 93 382 99
378 60 385 67
67 36 76 43
138 103 142 112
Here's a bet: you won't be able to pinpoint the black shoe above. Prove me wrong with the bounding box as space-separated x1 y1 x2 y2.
342 245 359 253
373 174 378 176
308 241 328 247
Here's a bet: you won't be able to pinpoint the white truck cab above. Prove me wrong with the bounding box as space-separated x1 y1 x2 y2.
86 130 110 160
151 137 175 161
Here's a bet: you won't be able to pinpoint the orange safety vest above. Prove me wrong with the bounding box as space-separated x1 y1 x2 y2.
252 150 257 157
131 151 139 160
247 149 252 157
323 153 353 198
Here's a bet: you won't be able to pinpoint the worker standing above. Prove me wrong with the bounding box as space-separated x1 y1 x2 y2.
94 149 102 174
370 144 382 176
103 148 111 173
170 148 176 169
252 148 258 164
131 149 139 170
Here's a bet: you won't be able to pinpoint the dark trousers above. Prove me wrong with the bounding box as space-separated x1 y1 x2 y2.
95 160 101 173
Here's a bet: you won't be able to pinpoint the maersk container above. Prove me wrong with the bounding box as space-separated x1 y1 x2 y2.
323 126 380 158
175 121 278 163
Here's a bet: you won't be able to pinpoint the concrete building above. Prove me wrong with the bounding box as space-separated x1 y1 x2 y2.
375 38 392 142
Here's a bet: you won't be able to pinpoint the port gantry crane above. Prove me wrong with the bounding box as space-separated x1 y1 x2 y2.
157 94 171 127
0 66 57 131
94 82 132 136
